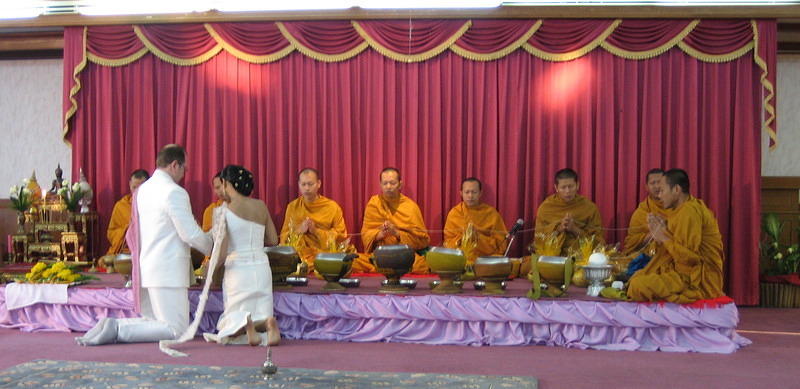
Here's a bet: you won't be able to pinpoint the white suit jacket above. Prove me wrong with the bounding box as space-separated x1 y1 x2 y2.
135 169 212 288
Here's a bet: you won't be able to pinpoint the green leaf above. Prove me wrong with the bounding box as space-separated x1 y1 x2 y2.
763 213 783 241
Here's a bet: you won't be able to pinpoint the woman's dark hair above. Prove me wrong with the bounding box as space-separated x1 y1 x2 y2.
220 165 254 196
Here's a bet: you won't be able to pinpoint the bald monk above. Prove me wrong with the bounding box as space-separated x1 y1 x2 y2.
626 169 724 303
443 177 507 264
105 169 150 256
201 172 226 232
534 168 604 256
280 168 349 273
354 167 431 274
622 168 670 257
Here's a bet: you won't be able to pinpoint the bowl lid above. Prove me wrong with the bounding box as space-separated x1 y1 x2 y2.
374 244 412 253
264 245 298 255
538 255 569 265
427 246 464 256
475 255 510 265
316 252 356 262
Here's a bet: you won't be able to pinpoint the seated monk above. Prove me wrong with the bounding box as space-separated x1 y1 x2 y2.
279 168 350 273
105 169 150 257
534 168 604 256
202 172 226 232
354 167 431 274
626 169 724 303
443 177 507 264
622 168 670 257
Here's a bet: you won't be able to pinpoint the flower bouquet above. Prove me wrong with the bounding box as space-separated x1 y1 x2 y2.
9 181 32 212
19 261 96 285
57 181 85 212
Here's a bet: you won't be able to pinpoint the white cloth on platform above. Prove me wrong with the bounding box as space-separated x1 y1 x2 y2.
203 209 273 346
4 283 68 310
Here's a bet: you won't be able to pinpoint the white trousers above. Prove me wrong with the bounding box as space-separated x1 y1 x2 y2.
116 287 189 343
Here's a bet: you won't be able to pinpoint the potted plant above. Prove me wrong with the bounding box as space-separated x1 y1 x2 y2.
759 213 800 308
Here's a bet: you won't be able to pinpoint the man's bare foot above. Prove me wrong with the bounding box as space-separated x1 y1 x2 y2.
266 317 280 346
245 316 260 346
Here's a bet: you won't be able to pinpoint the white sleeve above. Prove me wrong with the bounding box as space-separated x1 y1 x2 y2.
166 188 213 255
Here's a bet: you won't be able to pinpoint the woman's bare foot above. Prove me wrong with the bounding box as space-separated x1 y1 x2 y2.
245 316 261 346
266 317 280 346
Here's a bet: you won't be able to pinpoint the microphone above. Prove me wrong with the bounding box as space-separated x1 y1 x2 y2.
504 218 524 257
507 219 524 239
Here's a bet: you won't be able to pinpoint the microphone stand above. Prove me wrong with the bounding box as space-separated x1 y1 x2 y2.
503 232 517 257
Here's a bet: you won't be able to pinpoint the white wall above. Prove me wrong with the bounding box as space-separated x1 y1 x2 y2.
763 55 800 177
0 59 71 194
0 55 797 196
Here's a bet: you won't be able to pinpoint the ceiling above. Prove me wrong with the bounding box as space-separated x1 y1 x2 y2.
2 5 800 58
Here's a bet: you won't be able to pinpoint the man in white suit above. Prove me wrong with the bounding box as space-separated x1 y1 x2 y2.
76 144 213 345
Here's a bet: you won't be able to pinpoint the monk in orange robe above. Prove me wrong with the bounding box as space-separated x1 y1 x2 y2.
105 169 149 255
534 168 604 256
201 172 226 232
627 169 724 303
280 168 349 273
354 167 431 274
622 168 670 257
443 177 507 264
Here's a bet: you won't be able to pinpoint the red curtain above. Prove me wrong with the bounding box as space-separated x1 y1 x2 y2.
63 20 774 304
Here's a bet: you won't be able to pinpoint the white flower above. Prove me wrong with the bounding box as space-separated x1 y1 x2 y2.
71 182 81 192
22 178 29 185
773 242 779 248
21 188 31 195
789 247 795 254
57 187 67 196
775 253 783 260
10 185 18 196
62 180 69 187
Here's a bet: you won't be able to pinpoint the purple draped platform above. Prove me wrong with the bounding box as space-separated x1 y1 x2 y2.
0 274 750 353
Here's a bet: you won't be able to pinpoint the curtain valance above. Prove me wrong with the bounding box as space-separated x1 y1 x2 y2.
64 19 777 147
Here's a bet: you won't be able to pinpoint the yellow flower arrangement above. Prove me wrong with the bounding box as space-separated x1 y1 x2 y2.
21 261 93 284
325 232 353 254
284 218 303 250
459 223 478 263
535 232 563 257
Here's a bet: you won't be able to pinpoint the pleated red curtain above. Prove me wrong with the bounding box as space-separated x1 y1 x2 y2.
63 20 774 304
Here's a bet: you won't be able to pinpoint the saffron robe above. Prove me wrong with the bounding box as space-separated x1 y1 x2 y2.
534 194 604 256
106 194 133 255
627 196 724 303
622 196 671 257
443 202 507 264
202 199 224 232
279 195 348 273
355 194 430 274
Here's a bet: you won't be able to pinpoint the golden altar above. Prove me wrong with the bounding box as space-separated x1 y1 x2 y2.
11 198 98 265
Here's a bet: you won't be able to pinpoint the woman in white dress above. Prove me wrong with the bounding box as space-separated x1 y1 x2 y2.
203 165 280 346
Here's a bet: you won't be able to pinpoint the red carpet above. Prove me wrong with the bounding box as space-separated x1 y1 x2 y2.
0 307 798 389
